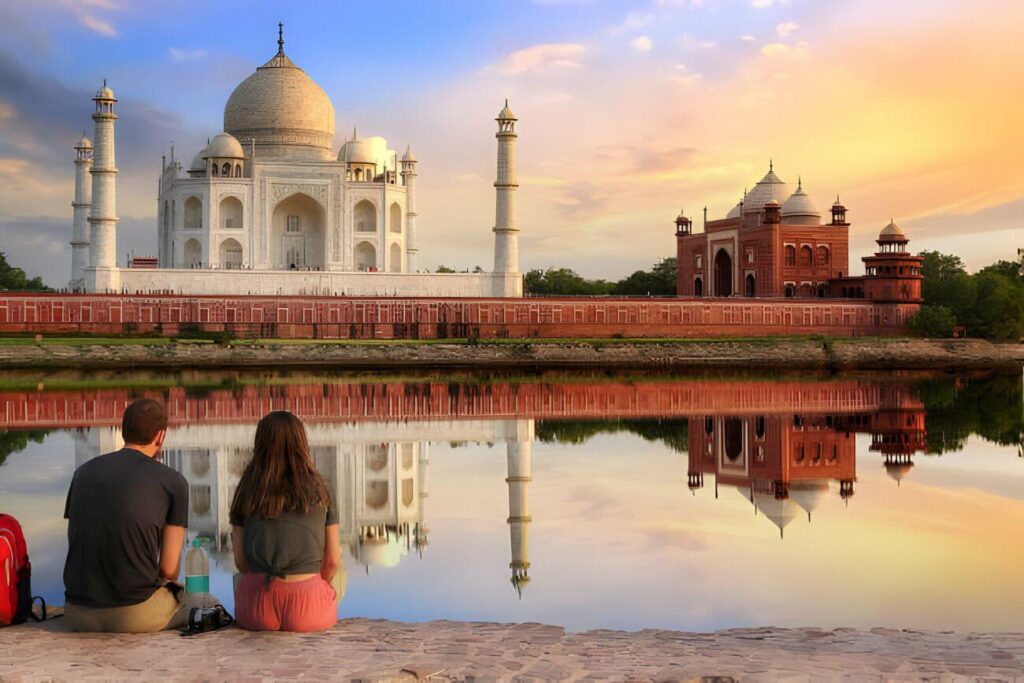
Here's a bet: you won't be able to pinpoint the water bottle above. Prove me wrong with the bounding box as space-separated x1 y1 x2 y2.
184 538 210 594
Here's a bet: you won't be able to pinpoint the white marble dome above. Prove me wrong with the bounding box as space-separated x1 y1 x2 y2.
338 138 375 164
781 180 821 225
206 132 244 159
75 134 92 149
742 167 790 213
224 47 335 160
189 148 207 173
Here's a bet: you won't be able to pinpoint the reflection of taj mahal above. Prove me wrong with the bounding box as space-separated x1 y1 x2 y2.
71 418 534 593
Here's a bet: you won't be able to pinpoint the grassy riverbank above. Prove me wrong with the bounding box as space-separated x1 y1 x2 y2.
0 336 1018 370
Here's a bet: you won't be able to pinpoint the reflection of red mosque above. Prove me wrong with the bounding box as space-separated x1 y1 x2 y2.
686 388 928 536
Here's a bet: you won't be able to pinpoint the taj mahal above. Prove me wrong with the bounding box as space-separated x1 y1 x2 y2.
68 25 522 298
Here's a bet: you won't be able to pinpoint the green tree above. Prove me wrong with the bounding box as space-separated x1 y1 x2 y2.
524 268 613 296
972 271 1024 341
908 304 957 338
612 258 678 296
0 430 51 468
0 252 51 292
434 265 457 273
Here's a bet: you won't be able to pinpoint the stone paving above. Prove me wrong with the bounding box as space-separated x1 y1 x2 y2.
2 618 1024 681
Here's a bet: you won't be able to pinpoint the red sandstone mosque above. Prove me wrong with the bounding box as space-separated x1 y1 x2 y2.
675 164 924 302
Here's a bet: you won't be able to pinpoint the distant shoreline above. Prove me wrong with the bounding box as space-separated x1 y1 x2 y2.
0 337 1019 371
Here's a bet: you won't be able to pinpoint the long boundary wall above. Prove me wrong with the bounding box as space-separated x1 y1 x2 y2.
0 294 917 338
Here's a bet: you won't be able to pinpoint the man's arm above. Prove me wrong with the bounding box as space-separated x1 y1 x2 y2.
159 524 186 582
321 524 341 582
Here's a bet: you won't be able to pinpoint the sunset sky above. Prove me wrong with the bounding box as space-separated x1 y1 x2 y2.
0 0 1021 286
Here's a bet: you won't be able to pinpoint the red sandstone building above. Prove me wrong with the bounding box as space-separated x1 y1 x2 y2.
675 164 923 303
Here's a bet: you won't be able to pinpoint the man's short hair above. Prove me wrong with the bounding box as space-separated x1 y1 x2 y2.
121 399 168 445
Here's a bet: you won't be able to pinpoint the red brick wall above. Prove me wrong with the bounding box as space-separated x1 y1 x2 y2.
0 293 916 339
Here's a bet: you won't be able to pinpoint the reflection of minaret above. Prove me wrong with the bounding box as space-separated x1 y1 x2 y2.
72 426 123 469
415 443 429 555
506 420 534 597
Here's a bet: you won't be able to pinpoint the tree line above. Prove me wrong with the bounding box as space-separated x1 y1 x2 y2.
0 252 50 292
910 251 1023 341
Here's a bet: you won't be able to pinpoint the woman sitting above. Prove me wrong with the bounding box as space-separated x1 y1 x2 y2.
229 411 341 632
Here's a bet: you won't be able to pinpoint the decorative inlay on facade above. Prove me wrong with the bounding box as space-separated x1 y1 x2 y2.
270 182 328 206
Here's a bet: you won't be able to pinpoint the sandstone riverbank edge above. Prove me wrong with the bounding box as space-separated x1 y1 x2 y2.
0 337 1020 371
3 618 1024 680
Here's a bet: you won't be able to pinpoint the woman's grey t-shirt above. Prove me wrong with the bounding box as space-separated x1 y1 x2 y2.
239 496 337 577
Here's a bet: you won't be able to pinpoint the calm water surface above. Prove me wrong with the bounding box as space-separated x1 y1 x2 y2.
0 369 1021 632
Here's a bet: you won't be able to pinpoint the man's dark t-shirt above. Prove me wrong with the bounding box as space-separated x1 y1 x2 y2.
63 448 189 608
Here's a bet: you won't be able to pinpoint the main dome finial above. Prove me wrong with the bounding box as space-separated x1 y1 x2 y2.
277 21 284 53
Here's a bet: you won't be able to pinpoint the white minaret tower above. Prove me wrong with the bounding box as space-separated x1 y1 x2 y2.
86 80 119 292
506 420 534 597
400 147 419 272
493 100 519 277
69 133 93 291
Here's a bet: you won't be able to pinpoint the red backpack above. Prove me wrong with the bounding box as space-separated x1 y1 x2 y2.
0 513 33 626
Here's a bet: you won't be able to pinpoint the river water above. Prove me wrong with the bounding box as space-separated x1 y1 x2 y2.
1 369 1021 632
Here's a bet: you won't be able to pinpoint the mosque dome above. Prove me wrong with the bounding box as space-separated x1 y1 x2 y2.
401 146 416 163
223 33 335 160
206 132 244 159
741 166 790 213
878 220 906 241
75 134 92 149
781 179 821 225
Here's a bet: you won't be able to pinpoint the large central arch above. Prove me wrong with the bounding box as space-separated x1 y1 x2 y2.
714 248 733 297
271 193 326 269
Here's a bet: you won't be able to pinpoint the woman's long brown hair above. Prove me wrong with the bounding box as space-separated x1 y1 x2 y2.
229 411 330 525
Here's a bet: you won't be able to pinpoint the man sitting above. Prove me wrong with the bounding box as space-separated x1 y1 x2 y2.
63 398 216 632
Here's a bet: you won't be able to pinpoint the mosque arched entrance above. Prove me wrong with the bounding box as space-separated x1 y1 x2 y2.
271 193 326 270
714 249 733 297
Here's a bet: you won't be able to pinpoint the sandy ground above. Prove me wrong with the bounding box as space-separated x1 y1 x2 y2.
2 617 1024 681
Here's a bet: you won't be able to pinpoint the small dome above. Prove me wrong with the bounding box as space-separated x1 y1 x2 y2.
789 481 830 521
497 100 517 120
189 147 208 172
401 146 416 163
206 132 244 159
75 134 92 149
879 220 906 241
94 82 116 101
781 180 821 224
339 138 375 164
885 461 914 483
726 202 742 219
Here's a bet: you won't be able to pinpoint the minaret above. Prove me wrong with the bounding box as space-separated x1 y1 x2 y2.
506 420 534 597
86 80 119 292
69 133 93 291
493 100 519 277
400 147 419 272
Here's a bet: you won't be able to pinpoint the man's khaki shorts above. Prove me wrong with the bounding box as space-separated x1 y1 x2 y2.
65 586 218 633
